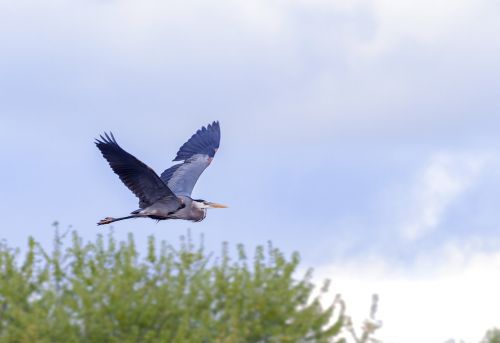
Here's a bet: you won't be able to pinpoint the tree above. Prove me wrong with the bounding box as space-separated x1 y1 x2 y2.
480 328 500 343
0 230 344 342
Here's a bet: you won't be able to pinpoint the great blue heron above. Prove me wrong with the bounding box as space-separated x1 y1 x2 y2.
95 121 226 225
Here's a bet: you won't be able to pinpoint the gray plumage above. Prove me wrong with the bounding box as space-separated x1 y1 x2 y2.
161 121 220 196
95 121 226 226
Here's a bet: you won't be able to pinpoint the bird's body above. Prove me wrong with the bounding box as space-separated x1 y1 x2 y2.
133 196 206 222
95 121 226 225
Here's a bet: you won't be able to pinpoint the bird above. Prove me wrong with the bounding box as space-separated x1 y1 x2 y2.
95 121 227 225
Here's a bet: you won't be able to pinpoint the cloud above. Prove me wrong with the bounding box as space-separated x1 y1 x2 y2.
314 243 500 343
1 0 499 267
400 152 490 240
355 0 495 54
1 0 499 143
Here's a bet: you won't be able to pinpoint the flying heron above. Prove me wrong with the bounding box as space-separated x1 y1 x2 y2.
95 121 226 225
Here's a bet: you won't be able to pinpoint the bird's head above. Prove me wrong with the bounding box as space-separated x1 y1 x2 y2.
193 199 228 210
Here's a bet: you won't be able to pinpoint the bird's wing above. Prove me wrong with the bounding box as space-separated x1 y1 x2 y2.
160 121 220 197
96 132 181 210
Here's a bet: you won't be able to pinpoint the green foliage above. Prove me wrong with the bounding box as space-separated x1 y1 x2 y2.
481 328 500 343
0 230 343 342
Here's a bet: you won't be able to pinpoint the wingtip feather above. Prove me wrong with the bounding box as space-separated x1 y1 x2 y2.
95 131 118 146
172 121 221 161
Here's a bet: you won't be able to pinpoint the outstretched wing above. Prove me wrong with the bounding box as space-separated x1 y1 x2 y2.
96 132 181 209
160 121 220 197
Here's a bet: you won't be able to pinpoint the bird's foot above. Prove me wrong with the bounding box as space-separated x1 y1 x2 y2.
97 217 115 226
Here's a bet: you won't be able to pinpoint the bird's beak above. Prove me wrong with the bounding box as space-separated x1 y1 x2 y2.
207 202 228 208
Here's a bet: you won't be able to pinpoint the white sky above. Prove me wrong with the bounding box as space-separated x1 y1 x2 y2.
316 244 500 343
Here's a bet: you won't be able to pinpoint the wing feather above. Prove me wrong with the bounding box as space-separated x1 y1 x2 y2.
173 121 220 161
96 132 180 209
161 121 220 196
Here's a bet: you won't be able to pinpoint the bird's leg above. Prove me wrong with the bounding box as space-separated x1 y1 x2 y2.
97 215 141 226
